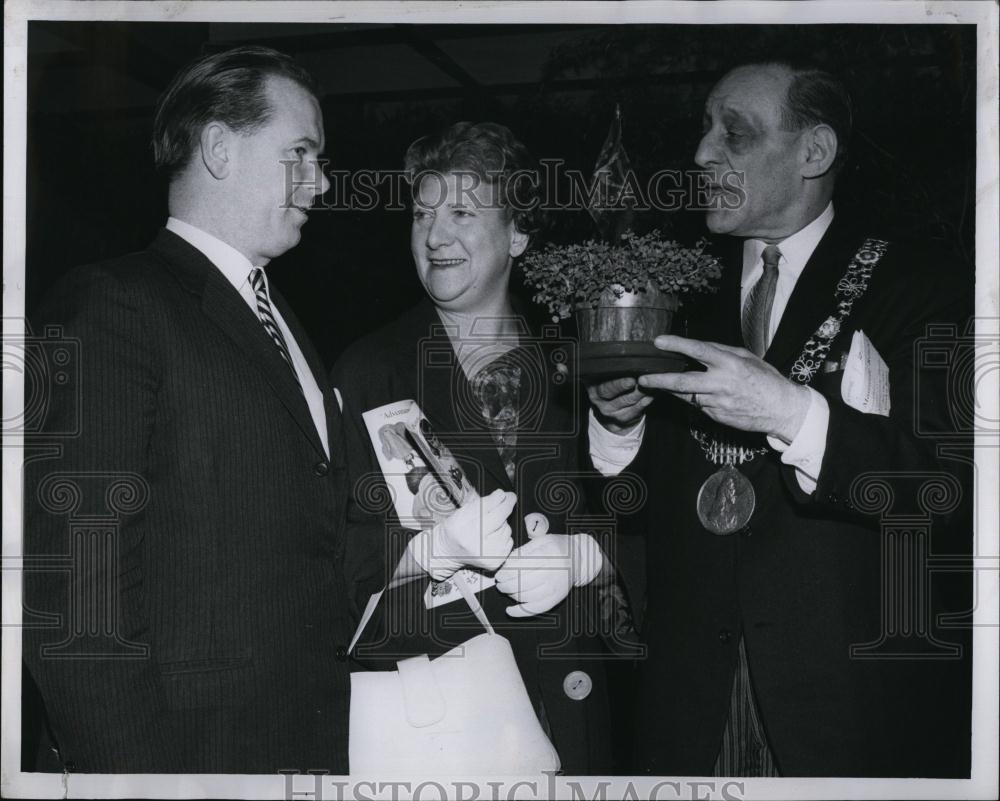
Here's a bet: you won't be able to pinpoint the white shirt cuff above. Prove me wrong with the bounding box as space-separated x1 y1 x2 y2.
766 387 829 494
588 408 645 477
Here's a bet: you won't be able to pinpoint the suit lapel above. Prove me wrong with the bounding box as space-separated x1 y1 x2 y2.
270 287 342 463
412 310 463 435
150 229 326 459
765 217 860 375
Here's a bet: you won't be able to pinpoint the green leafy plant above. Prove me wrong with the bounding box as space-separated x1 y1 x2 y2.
522 230 723 322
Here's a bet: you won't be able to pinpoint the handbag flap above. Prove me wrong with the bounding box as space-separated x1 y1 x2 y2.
396 654 446 727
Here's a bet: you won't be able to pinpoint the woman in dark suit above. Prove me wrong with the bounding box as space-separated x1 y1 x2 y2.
333 122 616 774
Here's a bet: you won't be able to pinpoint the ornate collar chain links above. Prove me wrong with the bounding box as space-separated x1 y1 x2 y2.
690 237 889 536
689 427 767 467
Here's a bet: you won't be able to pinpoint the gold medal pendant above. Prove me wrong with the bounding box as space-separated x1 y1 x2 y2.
696 463 755 535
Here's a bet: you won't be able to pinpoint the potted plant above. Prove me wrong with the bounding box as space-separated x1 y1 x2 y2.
522 230 722 378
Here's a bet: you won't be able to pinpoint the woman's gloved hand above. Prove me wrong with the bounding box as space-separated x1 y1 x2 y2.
406 489 517 581
495 513 604 617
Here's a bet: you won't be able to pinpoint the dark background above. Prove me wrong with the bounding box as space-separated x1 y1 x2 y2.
25 21 976 366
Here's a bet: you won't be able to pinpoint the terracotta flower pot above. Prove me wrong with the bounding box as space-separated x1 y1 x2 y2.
574 284 686 379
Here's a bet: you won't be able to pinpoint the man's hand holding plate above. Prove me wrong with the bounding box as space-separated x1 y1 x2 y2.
586 377 654 434
638 334 811 443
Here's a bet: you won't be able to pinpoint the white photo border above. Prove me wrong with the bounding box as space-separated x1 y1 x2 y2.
3 2 998 799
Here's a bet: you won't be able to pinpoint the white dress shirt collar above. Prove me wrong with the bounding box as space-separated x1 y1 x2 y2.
166 216 256 291
742 201 835 287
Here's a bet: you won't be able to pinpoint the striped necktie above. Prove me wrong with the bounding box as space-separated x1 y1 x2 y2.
249 268 302 391
742 244 781 357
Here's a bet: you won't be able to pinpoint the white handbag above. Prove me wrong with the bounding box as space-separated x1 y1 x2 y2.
348 576 561 775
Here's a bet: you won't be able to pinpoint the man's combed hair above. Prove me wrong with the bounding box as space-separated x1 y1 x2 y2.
152 46 320 177
734 59 853 174
781 64 853 173
404 121 546 239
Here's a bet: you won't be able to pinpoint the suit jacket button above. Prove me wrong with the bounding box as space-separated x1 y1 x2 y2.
314 461 329 477
718 628 733 643
563 670 592 700
335 645 348 661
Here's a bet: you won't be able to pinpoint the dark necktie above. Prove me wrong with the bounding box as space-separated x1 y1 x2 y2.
741 244 781 357
249 268 302 391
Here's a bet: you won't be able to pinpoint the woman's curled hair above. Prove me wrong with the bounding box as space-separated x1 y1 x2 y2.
404 121 545 241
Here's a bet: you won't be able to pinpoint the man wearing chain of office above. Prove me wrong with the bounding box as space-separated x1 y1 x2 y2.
587 59 972 777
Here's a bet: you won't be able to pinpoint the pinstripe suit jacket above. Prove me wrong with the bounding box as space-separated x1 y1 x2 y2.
24 229 354 773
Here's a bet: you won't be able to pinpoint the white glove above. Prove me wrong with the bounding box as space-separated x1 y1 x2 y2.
495 514 604 618
407 489 516 581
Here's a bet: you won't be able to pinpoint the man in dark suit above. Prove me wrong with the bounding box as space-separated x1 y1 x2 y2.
23 46 354 773
588 61 973 776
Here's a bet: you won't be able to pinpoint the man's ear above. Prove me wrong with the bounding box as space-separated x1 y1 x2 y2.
801 124 838 178
199 122 232 180
509 226 530 259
